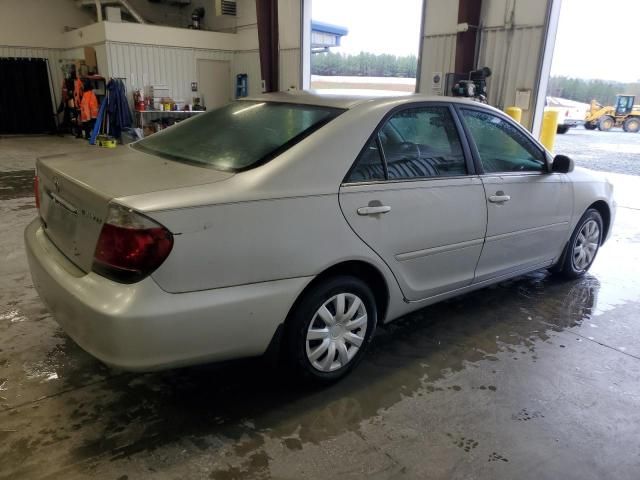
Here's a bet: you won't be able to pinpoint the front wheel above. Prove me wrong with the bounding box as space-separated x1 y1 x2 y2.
557 124 570 134
284 276 377 383
598 116 614 131
553 209 603 279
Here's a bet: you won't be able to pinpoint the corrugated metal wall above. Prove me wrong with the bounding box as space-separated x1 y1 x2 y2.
232 50 262 96
104 41 235 105
417 34 456 94
0 46 64 111
279 47 300 90
478 26 544 127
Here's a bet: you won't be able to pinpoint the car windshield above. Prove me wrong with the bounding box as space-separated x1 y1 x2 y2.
133 101 343 171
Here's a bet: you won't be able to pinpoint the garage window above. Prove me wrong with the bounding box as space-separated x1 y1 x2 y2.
133 101 343 172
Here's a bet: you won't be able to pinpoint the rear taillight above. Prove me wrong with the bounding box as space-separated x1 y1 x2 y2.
34 174 40 210
92 203 173 284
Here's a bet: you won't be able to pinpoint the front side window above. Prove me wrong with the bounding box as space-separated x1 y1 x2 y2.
461 109 546 173
379 107 467 180
133 101 343 171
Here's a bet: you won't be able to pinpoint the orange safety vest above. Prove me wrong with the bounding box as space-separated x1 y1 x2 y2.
73 78 83 108
80 90 99 122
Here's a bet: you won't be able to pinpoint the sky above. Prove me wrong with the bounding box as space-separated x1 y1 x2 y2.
312 0 640 83
550 0 640 82
312 0 423 57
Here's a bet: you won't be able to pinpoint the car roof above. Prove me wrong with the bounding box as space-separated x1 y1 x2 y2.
243 90 491 111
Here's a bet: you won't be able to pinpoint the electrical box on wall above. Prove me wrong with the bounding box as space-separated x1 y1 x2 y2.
515 89 532 110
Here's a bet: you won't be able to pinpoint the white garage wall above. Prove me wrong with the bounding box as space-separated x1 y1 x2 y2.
233 50 262 96
417 0 458 95
478 26 544 126
104 42 234 104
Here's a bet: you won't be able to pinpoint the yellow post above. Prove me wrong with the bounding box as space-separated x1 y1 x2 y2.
505 106 522 124
539 110 559 151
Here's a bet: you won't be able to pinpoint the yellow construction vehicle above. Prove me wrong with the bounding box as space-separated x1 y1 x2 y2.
584 94 640 132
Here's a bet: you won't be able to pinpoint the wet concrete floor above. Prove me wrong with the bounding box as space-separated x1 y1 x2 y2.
1 135 640 479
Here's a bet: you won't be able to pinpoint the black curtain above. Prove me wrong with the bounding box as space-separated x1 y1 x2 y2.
0 58 55 134
256 0 279 93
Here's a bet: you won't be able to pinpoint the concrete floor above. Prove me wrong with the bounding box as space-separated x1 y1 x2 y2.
1 135 640 480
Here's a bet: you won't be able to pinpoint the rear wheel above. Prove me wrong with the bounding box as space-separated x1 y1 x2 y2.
557 124 570 134
553 209 603 279
598 116 614 131
284 276 377 383
623 117 640 133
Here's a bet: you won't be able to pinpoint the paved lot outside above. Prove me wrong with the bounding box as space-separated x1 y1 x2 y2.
555 127 640 176
0 135 639 479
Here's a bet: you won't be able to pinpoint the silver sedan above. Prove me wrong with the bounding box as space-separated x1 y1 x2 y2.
25 92 616 382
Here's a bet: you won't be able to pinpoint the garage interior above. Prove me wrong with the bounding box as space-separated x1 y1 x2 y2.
1 0 639 478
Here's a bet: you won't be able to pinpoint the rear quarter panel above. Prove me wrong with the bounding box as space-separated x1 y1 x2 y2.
149 195 404 318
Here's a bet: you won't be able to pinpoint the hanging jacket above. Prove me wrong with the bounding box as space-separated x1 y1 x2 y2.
73 78 84 109
80 90 99 122
107 78 133 139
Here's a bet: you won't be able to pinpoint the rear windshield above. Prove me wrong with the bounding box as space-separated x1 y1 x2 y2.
133 101 343 171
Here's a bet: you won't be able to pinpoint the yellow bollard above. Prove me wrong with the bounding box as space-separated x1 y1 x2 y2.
539 110 559 151
505 106 522 124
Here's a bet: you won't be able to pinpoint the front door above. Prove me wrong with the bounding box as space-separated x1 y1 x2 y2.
339 105 487 301
458 108 572 282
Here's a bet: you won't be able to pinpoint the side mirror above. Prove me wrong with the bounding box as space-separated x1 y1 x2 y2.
551 154 574 173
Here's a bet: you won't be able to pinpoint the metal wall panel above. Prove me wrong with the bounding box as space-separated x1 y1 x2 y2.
417 35 456 94
0 46 64 112
279 48 300 90
478 26 544 127
232 50 262 96
105 41 234 105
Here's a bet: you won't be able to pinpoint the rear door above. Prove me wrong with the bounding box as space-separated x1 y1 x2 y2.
458 107 572 282
339 104 487 301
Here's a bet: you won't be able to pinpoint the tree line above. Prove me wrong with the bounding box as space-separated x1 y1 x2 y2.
311 51 418 78
547 76 640 105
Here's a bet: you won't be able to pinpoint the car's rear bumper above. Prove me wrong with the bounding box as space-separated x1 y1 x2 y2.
25 219 311 371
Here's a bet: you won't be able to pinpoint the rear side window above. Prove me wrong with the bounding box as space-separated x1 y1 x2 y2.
133 101 343 171
382 107 466 179
346 106 467 183
347 138 386 182
461 109 546 173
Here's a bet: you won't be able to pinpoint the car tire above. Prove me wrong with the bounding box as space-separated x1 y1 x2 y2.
598 116 614 131
553 209 603 279
623 117 640 133
584 122 597 130
284 275 377 384
556 125 570 134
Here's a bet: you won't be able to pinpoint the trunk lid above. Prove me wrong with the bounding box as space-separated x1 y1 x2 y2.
37 147 232 272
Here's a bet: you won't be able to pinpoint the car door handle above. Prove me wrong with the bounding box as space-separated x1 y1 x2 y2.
357 205 391 215
488 191 511 203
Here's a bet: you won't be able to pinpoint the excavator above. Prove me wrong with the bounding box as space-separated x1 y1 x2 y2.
584 94 640 132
